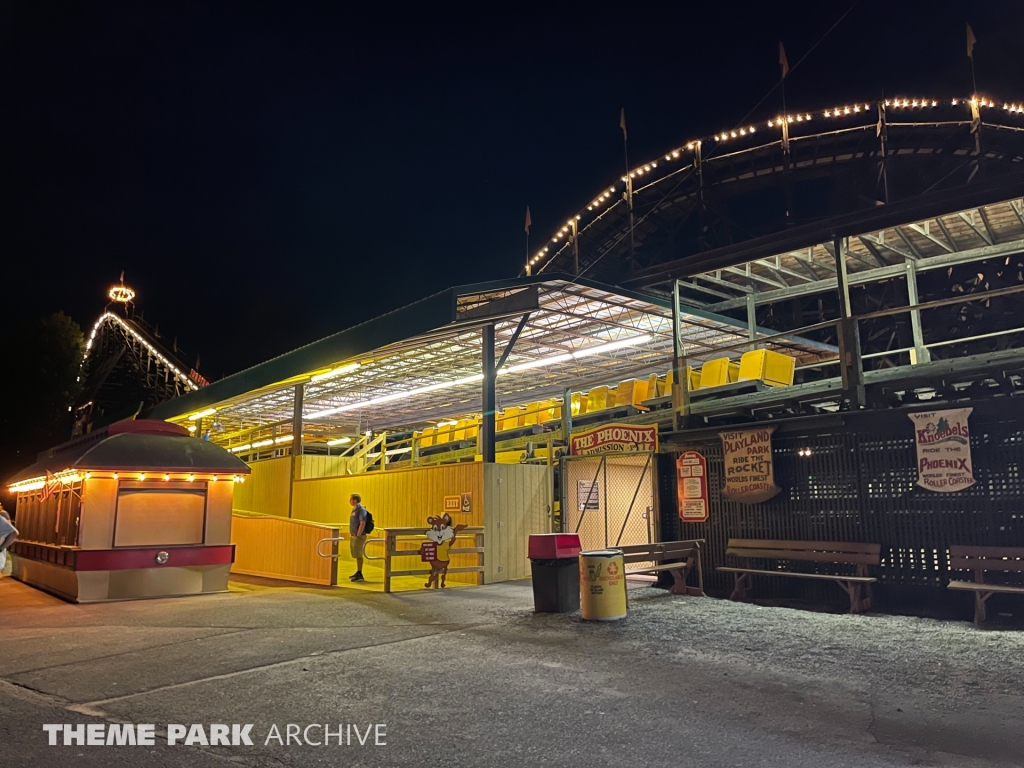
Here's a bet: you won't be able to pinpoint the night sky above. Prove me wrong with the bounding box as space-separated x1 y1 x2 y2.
2 2 1021 380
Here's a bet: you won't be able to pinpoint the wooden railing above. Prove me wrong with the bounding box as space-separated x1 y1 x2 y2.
231 512 340 586
364 526 485 593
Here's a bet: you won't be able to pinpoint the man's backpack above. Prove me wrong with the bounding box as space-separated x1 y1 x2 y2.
363 509 375 534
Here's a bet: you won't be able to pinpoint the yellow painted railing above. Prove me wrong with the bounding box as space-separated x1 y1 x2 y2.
364 527 485 594
231 512 340 586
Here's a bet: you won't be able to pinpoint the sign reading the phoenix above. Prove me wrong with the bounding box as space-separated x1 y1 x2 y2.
908 408 975 492
569 423 658 455
720 426 781 504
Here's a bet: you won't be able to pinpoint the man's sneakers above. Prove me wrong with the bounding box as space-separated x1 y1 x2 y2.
349 571 365 582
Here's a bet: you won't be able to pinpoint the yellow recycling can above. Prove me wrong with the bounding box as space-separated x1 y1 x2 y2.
579 549 628 621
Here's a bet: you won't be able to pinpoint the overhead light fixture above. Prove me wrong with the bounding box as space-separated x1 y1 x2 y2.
304 334 652 420
311 362 360 382
188 408 217 421
326 437 353 446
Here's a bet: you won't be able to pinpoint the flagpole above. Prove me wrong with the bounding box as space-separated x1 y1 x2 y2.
620 108 635 270
779 42 793 225
524 205 532 276
967 23 978 96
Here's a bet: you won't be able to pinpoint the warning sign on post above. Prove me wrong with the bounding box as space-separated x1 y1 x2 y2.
577 480 601 512
676 451 709 522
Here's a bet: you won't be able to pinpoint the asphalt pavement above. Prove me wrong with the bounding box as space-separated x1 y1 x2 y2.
2 574 1022 767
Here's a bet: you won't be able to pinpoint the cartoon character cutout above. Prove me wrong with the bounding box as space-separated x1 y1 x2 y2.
422 513 466 589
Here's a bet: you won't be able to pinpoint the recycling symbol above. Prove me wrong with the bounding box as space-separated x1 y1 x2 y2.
606 561 619 576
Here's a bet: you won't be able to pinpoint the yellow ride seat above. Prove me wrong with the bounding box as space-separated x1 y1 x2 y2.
522 402 542 427
587 386 609 411
498 407 521 431
666 366 702 392
738 349 796 387
700 357 734 387
614 378 649 408
434 424 451 445
547 399 561 422
647 373 660 399
575 392 588 415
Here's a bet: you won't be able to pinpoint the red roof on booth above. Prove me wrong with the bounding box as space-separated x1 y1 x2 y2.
6 420 251 485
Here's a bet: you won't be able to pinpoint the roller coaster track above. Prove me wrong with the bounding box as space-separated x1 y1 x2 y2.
75 311 205 431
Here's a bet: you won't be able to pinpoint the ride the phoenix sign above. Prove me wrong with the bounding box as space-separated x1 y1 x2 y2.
908 408 975 492
719 426 781 503
569 423 658 455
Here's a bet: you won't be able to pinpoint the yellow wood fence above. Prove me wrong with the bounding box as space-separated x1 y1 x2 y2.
231 512 340 585
364 527 485 593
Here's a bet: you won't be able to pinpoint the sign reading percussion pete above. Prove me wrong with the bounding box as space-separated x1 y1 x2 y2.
569 423 658 455
719 426 781 504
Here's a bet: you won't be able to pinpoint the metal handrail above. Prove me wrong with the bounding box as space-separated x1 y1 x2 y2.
360 537 388 561
316 536 344 559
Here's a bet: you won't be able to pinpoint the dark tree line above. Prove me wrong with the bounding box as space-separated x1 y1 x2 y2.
0 312 84 506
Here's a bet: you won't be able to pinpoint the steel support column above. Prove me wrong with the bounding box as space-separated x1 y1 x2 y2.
746 293 757 351
905 259 931 364
561 386 572 449
571 218 580 275
288 383 303 518
833 237 865 408
671 281 690 430
481 324 496 463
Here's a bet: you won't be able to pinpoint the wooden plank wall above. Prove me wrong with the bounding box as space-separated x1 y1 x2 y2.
231 513 340 585
301 454 357 479
233 457 291 517
291 463 486 584
483 464 553 582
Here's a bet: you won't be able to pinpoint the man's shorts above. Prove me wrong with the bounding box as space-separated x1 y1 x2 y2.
350 535 367 559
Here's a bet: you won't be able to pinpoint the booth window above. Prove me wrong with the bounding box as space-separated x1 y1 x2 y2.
13 487 82 547
114 483 207 547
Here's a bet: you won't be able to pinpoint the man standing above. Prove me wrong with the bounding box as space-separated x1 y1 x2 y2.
348 493 368 582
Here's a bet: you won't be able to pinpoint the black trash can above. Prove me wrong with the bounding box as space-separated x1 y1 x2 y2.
528 533 583 613
530 558 581 613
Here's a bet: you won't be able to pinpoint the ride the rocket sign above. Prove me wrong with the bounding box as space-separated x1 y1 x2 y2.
719 426 781 504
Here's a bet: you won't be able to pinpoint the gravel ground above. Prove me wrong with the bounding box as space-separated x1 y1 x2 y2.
2 576 1023 767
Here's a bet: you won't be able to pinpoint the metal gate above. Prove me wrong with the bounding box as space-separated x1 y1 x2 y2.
561 452 657 551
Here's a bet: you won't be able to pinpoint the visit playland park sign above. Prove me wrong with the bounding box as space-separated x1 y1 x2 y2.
569 423 658 455
908 408 975 492
719 426 781 503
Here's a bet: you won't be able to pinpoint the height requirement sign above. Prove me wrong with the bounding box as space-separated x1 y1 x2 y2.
676 451 709 522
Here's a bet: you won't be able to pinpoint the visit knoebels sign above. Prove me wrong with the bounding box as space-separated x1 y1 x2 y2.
908 408 975 492
719 426 781 503
569 423 658 455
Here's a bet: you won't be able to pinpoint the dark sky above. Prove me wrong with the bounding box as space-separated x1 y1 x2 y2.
2 1 1021 380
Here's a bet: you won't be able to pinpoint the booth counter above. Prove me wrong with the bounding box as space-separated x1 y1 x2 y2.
6 420 250 602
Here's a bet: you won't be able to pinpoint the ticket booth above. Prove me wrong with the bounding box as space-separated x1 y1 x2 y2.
5 420 250 602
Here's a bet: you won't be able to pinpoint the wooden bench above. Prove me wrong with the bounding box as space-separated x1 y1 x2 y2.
617 540 705 596
718 539 880 613
948 545 1024 625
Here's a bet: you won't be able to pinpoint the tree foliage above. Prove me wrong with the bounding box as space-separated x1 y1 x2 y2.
0 312 85 487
